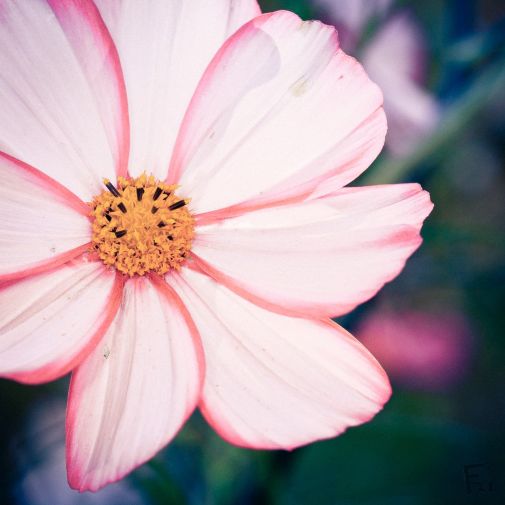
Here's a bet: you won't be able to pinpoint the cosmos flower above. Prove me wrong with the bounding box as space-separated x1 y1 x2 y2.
0 0 432 492
357 308 473 390
315 0 440 157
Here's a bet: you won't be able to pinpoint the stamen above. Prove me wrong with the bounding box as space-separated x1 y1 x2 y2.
169 200 186 211
104 179 121 197
91 174 193 276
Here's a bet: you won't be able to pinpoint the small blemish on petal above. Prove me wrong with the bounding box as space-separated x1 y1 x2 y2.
291 77 310 97
297 21 313 34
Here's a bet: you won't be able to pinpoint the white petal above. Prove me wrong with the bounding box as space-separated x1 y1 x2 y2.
169 268 391 450
0 153 91 281
169 11 385 214
67 276 204 492
0 0 129 200
95 0 261 180
0 258 120 384
193 184 433 318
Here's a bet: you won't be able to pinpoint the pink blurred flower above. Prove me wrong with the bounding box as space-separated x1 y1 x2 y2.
0 0 432 492
315 0 393 48
357 309 473 390
315 0 440 156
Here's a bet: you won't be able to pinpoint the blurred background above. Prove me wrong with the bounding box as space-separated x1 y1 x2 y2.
1 0 504 504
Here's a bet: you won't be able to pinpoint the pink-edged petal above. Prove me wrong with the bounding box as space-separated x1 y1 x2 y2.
66 276 204 492
168 11 385 215
192 184 433 318
362 14 439 157
169 267 391 449
95 0 260 180
47 0 130 178
0 153 92 281
0 258 122 384
0 0 129 200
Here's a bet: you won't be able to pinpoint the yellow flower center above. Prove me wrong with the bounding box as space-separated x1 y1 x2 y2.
90 174 194 276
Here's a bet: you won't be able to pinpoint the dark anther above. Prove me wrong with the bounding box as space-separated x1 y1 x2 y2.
115 230 127 238
153 187 163 201
157 221 166 228
105 181 121 197
136 187 144 201
167 235 174 241
105 213 112 222
117 202 127 213
169 200 186 211
163 191 171 199
151 206 159 214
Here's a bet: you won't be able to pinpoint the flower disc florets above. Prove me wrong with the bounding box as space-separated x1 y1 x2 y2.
90 174 194 276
